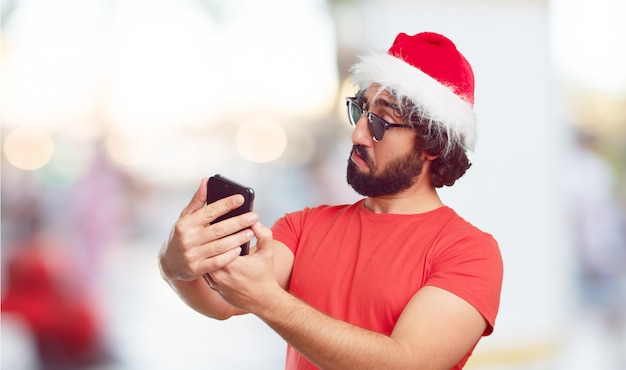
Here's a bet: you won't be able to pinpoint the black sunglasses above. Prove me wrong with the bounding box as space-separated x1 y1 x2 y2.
345 97 413 142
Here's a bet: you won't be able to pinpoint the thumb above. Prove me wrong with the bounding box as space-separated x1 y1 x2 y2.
251 222 273 251
180 178 208 217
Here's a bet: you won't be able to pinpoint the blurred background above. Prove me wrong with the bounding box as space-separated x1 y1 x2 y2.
1 0 625 369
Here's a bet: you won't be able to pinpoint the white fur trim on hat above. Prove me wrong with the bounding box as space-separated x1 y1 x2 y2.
351 52 477 152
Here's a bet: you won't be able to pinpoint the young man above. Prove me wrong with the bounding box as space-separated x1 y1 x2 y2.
159 32 503 369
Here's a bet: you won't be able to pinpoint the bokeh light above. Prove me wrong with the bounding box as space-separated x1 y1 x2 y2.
235 118 288 163
105 132 155 167
3 127 55 170
33 142 88 188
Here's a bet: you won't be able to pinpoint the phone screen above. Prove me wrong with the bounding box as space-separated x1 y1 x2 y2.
206 174 255 255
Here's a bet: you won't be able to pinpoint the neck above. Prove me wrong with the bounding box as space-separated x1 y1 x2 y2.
363 184 443 214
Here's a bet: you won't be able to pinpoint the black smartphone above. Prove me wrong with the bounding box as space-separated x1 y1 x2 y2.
206 174 255 256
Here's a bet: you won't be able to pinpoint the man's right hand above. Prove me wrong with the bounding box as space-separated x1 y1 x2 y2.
158 178 259 282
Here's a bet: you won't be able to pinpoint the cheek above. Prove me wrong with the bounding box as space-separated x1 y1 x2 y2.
375 136 415 164
371 148 396 172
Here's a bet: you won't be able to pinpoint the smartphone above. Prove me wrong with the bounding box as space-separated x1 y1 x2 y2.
206 174 255 255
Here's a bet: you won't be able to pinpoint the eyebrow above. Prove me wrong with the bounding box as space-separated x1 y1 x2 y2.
366 97 402 116
374 98 401 111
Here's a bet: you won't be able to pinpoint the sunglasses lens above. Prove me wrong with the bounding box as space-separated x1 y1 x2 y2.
346 99 387 141
369 116 385 141
347 100 361 126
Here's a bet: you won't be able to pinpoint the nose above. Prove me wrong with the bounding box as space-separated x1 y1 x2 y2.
351 114 373 146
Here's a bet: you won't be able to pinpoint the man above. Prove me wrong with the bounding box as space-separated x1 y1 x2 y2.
159 32 503 369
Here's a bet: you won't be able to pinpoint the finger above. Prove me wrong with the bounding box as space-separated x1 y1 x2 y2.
198 245 242 273
206 210 258 240
203 273 217 289
201 194 245 223
249 222 274 256
180 178 209 218
180 194 245 230
251 222 273 245
201 226 254 258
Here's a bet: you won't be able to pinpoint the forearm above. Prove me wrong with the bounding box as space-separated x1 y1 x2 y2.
252 289 422 370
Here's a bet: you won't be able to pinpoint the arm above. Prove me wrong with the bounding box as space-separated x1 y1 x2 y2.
208 224 487 369
260 286 485 370
158 178 293 319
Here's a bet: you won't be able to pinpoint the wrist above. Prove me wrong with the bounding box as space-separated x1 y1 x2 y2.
251 284 294 321
158 247 175 282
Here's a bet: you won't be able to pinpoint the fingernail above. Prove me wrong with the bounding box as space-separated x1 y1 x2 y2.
248 213 259 223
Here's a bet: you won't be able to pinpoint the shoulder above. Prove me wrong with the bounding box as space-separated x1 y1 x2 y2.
436 207 498 245
427 207 502 280
270 201 363 251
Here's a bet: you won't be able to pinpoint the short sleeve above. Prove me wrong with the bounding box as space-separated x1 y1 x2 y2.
271 209 306 255
425 232 503 335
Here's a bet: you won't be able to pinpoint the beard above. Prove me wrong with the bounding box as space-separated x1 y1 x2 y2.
346 144 425 197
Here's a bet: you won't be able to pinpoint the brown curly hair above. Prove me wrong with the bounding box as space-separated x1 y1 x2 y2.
404 99 472 187
413 124 472 187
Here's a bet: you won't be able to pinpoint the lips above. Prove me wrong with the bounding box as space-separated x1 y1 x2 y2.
350 145 370 170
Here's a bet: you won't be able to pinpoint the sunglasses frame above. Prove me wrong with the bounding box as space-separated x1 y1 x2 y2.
345 97 413 142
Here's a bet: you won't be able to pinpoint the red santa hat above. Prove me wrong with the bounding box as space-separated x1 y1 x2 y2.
351 32 477 151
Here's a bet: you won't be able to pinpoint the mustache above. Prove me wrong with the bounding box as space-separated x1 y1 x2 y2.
352 144 367 159
351 145 372 166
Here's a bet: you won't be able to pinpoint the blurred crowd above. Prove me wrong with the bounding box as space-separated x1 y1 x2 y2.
564 130 626 369
1 149 147 370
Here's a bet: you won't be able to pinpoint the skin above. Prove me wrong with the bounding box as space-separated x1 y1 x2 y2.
159 87 488 369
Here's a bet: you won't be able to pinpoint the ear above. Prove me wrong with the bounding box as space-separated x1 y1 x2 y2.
421 152 439 161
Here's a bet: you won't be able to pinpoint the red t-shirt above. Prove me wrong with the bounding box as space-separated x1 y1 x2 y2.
271 200 503 369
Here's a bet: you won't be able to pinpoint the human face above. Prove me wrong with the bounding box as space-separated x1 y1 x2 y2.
346 88 424 197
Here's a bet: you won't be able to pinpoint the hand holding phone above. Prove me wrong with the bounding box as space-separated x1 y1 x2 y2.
206 174 255 256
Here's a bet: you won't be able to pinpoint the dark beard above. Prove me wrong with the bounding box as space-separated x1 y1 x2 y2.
346 144 425 197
